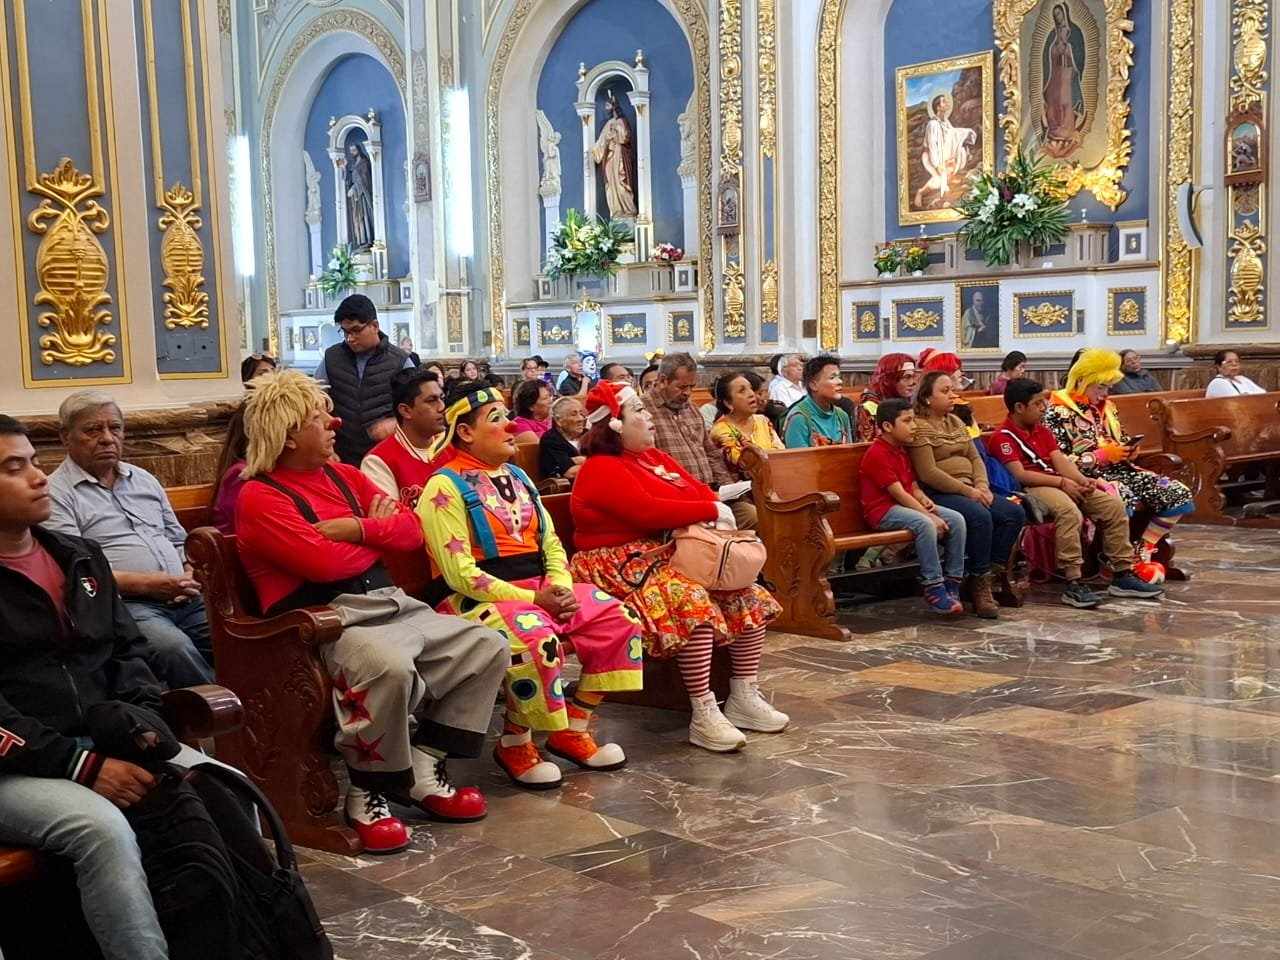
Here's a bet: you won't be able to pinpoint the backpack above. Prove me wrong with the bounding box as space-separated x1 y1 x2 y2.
974 439 1021 498
186 762 335 960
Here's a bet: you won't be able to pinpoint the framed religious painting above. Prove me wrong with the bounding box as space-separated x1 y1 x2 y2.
995 0 1135 209
1224 109 1266 188
895 51 995 226
955 281 1002 354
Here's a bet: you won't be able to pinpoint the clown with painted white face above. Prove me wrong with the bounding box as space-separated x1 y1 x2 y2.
418 381 644 790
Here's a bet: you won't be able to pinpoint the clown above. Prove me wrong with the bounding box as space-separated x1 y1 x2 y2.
1045 349 1194 576
418 380 644 789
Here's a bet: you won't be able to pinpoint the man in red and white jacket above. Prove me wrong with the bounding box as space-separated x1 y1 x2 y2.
236 371 508 854
361 367 449 508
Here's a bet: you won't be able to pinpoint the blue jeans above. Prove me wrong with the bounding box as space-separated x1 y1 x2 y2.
876 505 967 585
0 744 226 960
126 596 214 687
928 490 1026 576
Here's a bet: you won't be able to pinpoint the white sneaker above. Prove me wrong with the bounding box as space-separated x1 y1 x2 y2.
688 693 747 752
723 678 790 733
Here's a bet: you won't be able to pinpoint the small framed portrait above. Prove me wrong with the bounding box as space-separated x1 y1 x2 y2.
300 325 319 350
1013 291 1075 337
1224 111 1266 187
514 318 531 348
896 51 995 225
955 281 1001 353
717 180 740 235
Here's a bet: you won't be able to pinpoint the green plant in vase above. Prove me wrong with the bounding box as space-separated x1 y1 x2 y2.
902 244 930 275
873 243 903 277
956 147 1070 267
544 208 634 281
319 246 358 297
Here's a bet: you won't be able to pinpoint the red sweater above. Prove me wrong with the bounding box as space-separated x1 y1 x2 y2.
236 462 423 614
571 448 719 550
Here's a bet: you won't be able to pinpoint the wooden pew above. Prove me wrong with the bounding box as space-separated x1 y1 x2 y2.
189 489 730 855
1148 392 1280 526
168 482 215 531
964 390 1201 450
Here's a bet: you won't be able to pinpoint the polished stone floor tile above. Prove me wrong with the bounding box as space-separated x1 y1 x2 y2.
298 525 1280 958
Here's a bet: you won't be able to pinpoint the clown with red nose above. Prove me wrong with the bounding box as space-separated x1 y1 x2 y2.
417 379 645 790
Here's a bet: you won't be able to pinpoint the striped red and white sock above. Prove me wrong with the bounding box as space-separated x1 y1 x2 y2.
729 625 767 680
675 624 716 698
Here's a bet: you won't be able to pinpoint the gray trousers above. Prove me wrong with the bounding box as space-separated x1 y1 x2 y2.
323 587 509 792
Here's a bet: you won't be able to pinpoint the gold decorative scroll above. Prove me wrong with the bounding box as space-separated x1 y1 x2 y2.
859 308 878 334
157 183 209 329
28 158 117 366
758 0 778 339
445 293 464 343
900 307 940 331
1228 219 1266 325
815 0 841 349
543 324 571 343
1231 0 1270 112
719 0 745 342
613 321 645 342
993 0 1134 209
1021 302 1069 327
1117 298 1140 325
1162 0 1198 343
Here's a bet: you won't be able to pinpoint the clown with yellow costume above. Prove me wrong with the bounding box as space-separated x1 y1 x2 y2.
1044 349 1194 576
417 380 644 790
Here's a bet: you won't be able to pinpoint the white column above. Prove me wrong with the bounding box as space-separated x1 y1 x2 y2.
678 96 698 257
542 195 561 252
577 106 596 219
630 51 653 259
328 148 349 248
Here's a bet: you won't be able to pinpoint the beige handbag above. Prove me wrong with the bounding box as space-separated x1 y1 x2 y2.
668 524 767 592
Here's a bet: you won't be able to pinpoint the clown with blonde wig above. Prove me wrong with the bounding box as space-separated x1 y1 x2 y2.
1045 349 1194 577
234 369 509 853
418 379 643 790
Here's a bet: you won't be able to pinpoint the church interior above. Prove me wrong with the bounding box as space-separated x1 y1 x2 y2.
0 0 1279 958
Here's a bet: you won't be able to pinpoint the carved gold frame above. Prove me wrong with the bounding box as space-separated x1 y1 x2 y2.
1106 286 1147 335
993 0 1135 210
895 51 995 226
1013 290 1076 338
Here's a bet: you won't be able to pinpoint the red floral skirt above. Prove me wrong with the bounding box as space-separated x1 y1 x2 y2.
569 540 780 659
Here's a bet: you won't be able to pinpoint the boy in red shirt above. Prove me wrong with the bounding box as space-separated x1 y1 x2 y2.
986 378 1163 608
859 399 966 615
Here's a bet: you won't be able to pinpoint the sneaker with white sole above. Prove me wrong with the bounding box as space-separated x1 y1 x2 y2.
1109 570 1164 600
722 678 789 733
688 692 746 752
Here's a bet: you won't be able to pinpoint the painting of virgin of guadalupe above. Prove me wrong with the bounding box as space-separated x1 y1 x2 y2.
1021 0 1106 167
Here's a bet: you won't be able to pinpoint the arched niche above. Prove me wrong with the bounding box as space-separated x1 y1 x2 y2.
260 20 406 349
327 111 389 279
486 0 711 353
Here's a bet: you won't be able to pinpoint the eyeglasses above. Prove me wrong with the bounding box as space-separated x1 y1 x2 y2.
340 322 372 340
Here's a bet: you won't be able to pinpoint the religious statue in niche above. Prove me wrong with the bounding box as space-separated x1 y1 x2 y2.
592 89 638 219
895 51 994 225
345 137 376 251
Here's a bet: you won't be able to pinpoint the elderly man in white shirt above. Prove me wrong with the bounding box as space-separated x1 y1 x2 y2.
767 353 807 408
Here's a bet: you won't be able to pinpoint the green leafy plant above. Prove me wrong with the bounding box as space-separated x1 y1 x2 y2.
956 148 1070 267
319 246 358 297
901 244 930 274
873 243 903 275
544 208 633 280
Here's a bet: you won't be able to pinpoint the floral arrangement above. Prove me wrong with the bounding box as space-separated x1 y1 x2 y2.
902 244 929 274
873 243 903 275
956 147 1070 267
544 208 633 280
319 246 358 297
652 242 685 264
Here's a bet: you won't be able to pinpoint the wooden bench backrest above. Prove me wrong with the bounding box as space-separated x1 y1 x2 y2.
185 529 262 622
754 445 874 536
965 395 1008 431
513 440 543 486
168 483 215 532
1108 389 1200 455
1156 392 1280 459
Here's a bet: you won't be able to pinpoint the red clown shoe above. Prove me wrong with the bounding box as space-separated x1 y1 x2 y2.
1134 560 1166 584
393 750 488 822
345 787 411 854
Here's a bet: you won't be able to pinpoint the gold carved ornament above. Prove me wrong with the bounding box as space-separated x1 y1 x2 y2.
157 183 209 329
760 260 779 328
815 0 841 349
1231 0 1270 112
542 323 571 344
614 321 645 342
719 0 746 343
899 307 940 332
758 0 779 338
446 294 464 343
674 315 692 340
1021 302 1069 327
993 0 1134 209
722 261 746 338
27 158 117 367
859 309 878 334
1162 0 1198 343
1228 220 1266 326
1116 298 1141 326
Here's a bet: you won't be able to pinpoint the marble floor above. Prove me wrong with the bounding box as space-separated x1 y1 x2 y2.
300 524 1280 959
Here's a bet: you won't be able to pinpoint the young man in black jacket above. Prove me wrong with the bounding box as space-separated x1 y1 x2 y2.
0 414 173 960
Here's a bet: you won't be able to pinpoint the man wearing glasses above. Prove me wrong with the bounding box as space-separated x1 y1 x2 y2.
314 294 415 465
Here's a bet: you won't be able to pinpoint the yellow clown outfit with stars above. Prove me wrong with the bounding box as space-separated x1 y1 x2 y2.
417 382 644 789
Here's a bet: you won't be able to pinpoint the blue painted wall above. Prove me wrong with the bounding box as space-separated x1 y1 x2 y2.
536 0 694 255
883 0 1152 239
304 54 409 278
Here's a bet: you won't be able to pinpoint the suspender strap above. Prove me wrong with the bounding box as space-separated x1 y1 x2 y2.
250 475 319 522
435 468 501 560
323 464 364 516
505 463 550 555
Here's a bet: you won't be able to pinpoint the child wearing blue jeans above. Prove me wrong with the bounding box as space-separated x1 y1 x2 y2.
859 398 967 615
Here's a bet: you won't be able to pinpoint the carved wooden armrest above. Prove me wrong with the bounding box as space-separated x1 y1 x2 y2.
1133 451 1185 475
161 684 244 740
537 478 571 495
764 490 841 515
1168 425 1232 445
220 606 345 650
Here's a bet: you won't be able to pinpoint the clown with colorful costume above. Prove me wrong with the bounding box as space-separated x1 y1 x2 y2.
1044 349 1194 574
418 381 644 789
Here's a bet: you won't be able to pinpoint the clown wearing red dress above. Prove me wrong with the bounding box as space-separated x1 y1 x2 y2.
418 380 644 789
